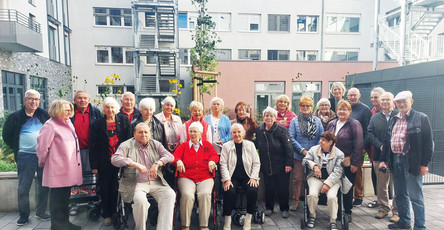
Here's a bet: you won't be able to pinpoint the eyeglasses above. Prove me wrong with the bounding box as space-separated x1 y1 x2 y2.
319 104 330 107
26 97 40 102
300 105 312 108
64 109 72 113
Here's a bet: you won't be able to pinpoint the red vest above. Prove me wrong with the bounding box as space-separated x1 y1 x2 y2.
184 119 210 142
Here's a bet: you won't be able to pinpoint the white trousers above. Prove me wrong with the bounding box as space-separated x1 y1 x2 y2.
132 180 175 230
307 177 341 223
178 177 214 227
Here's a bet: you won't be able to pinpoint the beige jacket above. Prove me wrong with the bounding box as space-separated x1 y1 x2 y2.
220 140 261 183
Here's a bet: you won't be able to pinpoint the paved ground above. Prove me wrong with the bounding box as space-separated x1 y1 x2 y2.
1 184 444 230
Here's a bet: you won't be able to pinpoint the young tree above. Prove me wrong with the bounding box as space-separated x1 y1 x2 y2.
190 0 221 100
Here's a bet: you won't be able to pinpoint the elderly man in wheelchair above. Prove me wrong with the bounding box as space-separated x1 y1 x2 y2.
302 131 352 230
111 122 175 230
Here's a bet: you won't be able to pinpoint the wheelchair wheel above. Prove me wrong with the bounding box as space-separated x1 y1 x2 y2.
87 208 101 221
342 214 349 230
254 211 265 224
232 212 245 226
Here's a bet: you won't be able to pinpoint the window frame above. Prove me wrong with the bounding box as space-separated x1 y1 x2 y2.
292 81 322 113
96 46 134 65
2 70 25 112
93 8 132 27
30 76 48 109
238 49 261 60
97 85 135 96
297 15 319 33
268 14 290 32
324 49 359 61
267 50 290 61
296 50 319 61
238 13 261 32
325 14 360 34
209 12 231 31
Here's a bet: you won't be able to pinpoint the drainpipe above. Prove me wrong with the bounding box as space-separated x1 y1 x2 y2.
400 0 407 66
373 0 380 71
320 0 325 61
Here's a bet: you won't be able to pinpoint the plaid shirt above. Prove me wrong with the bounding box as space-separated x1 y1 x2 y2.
391 111 410 154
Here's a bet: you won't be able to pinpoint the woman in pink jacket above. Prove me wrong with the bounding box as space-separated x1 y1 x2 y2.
36 100 82 230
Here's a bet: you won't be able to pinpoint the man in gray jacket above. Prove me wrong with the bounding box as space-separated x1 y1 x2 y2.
111 123 175 230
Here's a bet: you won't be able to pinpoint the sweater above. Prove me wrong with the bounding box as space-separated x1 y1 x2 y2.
204 114 232 143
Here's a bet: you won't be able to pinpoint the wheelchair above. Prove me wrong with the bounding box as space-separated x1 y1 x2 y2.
300 162 349 230
230 185 265 227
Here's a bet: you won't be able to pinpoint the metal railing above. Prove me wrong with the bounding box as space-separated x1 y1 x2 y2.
0 9 41 34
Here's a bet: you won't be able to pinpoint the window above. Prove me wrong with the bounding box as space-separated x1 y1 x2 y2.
268 14 290 32
255 82 285 120
2 71 25 112
96 46 134 64
325 49 359 61
214 49 232 61
29 14 36 32
145 12 155 28
238 14 260 32
267 50 289 60
296 50 318 61
97 85 134 95
179 48 190 65
64 31 71 65
47 0 56 18
297 15 318 32
30 76 48 109
239 49 261 60
387 15 401 28
48 24 59 61
179 13 187 28
292 82 321 113
326 14 360 33
94 8 132 27
146 54 156 64
62 0 69 27
209 13 231 31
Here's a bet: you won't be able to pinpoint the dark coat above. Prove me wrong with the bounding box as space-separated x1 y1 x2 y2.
70 103 102 127
130 115 167 148
255 122 293 175
380 109 434 176
327 117 364 167
89 114 130 172
2 107 50 161
351 101 372 150
117 108 141 122
367 109 398 162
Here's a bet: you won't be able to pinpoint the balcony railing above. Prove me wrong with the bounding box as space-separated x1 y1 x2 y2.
0 9 41 34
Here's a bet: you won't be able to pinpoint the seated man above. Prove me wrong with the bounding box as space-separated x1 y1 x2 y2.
111 123 175 230
302 131 352 230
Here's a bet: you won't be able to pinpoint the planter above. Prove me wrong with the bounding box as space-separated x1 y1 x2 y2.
0 171 37 212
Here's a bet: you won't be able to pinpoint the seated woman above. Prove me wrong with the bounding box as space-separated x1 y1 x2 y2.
173 122 219 230
220 124 260 230
302 131 351 230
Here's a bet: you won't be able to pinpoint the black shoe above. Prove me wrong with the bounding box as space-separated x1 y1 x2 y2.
69 223 82 230
16 216 28 226
329 222 339 230
353 199 362 206
346 213 352 223
36 213 51 221
388 222 412 229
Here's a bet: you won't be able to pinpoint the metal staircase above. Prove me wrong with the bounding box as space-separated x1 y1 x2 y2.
132 0 179 98
378 0 444 65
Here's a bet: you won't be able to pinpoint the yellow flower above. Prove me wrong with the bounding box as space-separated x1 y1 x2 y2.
177 83 182 88
172 89 178 93
171 79 178 83
178 91 182 94
169 80 173 84
104 77 111 83
118 90 122 94
174 108 180 114
113 74 121 80
110 79 115 83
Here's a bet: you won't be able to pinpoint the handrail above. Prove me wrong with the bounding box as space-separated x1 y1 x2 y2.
0 9 41 34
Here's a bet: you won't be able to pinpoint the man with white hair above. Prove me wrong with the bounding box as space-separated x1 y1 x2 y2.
380 91 433 230
3 89 51 225
118 92 141 122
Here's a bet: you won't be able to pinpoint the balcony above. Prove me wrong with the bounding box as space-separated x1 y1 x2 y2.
0 9 43 52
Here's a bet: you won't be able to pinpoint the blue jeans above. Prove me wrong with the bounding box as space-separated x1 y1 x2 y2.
392 154 425 230
17 152 49 219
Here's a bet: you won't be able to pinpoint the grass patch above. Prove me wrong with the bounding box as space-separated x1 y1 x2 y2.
0 160 17 172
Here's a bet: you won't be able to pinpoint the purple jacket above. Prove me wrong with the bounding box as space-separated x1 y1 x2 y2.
36 118 82 188
326 117 364 167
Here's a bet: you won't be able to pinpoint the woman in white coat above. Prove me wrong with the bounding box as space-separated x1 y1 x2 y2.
220 123 260 230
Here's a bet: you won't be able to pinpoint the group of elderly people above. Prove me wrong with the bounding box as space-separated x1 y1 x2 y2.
28 81 432 230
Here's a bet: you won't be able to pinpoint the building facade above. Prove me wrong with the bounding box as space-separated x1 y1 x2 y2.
0 0 72 113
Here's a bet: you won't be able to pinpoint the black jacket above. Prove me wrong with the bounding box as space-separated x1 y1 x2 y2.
367 109 398 162
70 103 102 128
130 115 167 148
255 122 293 175
117 108 141 123
89 114 130 172
2 107 50 161
380 109 434 176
